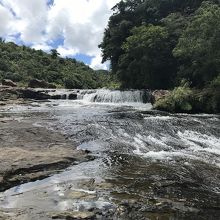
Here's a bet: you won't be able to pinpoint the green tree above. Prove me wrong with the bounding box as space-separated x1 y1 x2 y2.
173 2 220 87
117 24 176 89
50 49 60 59
162 12 189 45
0 38 5 43
100 0 209 74
100 0 220 89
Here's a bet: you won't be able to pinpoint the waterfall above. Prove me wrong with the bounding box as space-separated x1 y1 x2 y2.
79 89 150 103
45 88 151 103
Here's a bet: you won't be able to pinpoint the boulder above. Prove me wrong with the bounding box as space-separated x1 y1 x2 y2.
50 94 63 99
68 93 77 100
2 79 17 87
0 87 19 101
151 90 171 104
50 94 67 99
19 89 51 100
28 79 56 89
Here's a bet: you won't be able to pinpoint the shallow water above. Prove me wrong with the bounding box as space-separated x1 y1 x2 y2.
0 98 220 219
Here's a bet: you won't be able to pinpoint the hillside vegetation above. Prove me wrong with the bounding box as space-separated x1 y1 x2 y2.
0 40 113 89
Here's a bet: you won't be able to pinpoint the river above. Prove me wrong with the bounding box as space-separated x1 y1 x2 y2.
0 89 219 220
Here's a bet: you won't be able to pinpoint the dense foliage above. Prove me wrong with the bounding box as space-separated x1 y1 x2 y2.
154 77 220 113
100 0 220 90
173 2 220 87
154 83 193 113
0 41 112 89
100 0 220 112
118 24 175 89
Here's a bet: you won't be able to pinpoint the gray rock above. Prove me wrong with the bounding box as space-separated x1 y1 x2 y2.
69 93 77 100
19 89 51 100
2 79 17 87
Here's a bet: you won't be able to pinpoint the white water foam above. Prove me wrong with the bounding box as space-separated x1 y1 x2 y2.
80 89 148 103
178 130 220 155
144 116 173 120
132 130 220 166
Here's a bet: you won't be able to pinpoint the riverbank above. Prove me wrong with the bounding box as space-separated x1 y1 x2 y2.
2 84 220 115
153 84 220 114
0 85 78 103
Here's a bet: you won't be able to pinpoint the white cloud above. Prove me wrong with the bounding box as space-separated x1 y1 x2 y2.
0 0 120 69
46 0 117 56
31 43 52 52
1 0 48 43
0 4 13 36
90 54 109 70
57 46 78 57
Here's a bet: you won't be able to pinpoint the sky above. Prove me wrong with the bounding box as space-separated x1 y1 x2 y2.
0 0 120 70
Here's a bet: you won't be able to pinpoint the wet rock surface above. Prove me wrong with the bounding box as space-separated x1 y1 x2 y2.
0 87 19 101
51 211 96 219
0 86 78 101
0 97 219 219
0 115 89 192
19 88 51 100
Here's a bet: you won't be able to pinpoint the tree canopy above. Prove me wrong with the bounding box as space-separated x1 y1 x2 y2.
174 1 220 87
100 0 220 89
117 24 175 89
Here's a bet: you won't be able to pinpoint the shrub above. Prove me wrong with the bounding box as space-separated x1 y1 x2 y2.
154 78 220 113
198 75 220 113
154 83 193 113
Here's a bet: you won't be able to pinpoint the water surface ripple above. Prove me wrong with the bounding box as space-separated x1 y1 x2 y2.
0 99 219 220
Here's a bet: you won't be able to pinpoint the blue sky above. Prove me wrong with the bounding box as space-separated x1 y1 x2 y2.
47 0 54 6
0 0 119 69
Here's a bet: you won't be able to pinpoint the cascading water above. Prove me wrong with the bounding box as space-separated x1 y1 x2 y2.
79 89 150 103
39 89 151 103
0 98 219 220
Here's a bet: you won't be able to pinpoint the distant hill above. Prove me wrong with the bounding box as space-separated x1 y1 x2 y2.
0 40 112 89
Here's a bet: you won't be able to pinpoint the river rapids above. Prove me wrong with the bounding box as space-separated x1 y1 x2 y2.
0 89 219 220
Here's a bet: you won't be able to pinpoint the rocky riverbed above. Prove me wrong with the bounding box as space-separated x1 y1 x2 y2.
0 89 219 220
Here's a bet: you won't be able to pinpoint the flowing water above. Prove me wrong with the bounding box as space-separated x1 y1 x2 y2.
0 89 220 220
